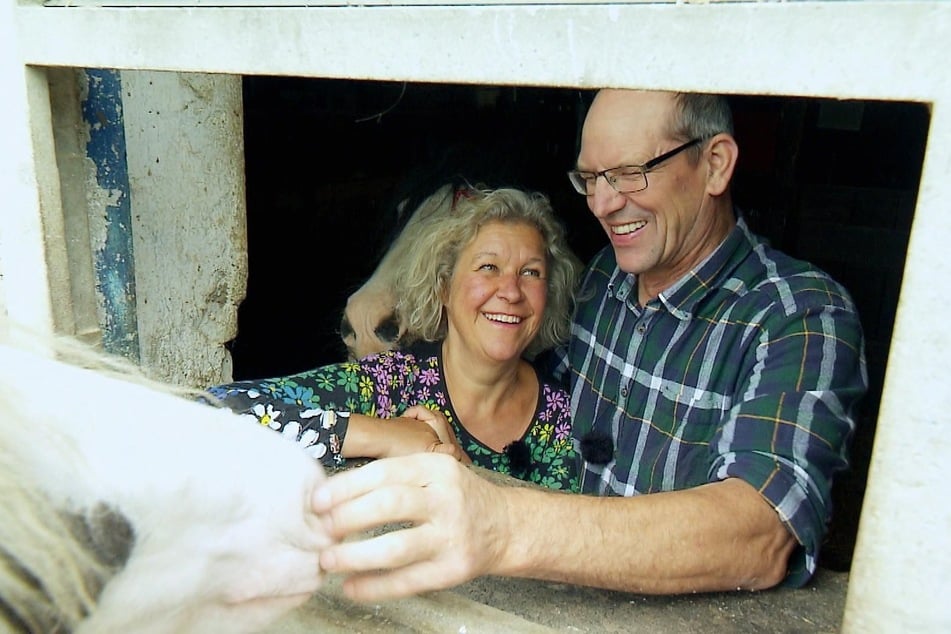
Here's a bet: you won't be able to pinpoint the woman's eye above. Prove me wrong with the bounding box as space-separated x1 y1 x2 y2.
478 263 497 272
521 268 542 278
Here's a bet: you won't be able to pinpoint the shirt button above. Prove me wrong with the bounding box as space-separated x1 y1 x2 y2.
636 323 647 334
620 386 629 397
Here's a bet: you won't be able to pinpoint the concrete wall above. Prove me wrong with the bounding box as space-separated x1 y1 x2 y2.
3 65 246 387
121 70 246 386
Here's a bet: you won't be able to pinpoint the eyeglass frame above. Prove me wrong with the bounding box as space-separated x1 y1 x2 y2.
567 137 704 196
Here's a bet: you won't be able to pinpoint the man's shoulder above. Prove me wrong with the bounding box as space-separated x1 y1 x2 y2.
732 236 858 315
578 245 622 295
533 355 570 391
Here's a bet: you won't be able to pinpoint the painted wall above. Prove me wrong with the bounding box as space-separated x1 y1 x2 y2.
4 64 246 387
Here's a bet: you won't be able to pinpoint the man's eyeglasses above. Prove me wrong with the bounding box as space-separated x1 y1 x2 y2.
567 138 703 196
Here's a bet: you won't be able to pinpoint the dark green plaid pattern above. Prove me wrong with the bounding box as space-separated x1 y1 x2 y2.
552 216 868 587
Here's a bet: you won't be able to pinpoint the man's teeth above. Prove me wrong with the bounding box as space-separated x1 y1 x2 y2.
485 313 522 324
612 220 647 235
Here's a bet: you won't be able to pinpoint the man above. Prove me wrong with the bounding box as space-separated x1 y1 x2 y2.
312 89 868 601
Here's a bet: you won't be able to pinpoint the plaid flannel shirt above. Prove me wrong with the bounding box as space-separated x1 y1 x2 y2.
551 214 868 586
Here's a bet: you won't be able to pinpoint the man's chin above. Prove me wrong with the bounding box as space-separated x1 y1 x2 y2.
614 251 652 277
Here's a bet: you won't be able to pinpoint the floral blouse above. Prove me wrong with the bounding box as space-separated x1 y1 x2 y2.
207 341 580 492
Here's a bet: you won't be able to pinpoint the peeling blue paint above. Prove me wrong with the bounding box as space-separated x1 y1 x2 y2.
82 69 140 362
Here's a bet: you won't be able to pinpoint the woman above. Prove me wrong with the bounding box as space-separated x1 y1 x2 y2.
208 185 582 491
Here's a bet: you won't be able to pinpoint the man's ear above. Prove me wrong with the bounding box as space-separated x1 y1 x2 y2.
704 133 739 197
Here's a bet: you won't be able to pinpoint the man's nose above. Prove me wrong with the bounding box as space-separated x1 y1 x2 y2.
588 176 625 219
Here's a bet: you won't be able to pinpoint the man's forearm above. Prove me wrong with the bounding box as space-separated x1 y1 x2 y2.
494 478 796 594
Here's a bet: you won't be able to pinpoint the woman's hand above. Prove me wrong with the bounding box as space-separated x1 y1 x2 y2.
400 405 471 464
341 410 470 463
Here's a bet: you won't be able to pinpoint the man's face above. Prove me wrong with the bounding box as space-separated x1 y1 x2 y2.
577 90 711 296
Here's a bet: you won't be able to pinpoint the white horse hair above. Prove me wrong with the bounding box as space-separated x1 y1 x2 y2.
0 336 330 633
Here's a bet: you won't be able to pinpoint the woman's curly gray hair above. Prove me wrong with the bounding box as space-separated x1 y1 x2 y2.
394 184 582 357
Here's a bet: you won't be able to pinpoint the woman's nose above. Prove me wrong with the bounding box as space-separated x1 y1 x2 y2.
496 272 524 301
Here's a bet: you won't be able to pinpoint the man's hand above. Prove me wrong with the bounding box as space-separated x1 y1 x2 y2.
313 453 505 601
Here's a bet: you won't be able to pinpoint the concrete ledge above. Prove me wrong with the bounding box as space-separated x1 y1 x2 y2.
270 575 557 633
454 569 847 633
271 568 846 632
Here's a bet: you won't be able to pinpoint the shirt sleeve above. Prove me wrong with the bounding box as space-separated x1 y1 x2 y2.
205 351 422 469
205 378 351 469
709 300 867 586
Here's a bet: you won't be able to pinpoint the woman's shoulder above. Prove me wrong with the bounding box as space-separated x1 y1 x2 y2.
357 342 432 367
529 362 572 419
401 339 441 361
355 343 440 390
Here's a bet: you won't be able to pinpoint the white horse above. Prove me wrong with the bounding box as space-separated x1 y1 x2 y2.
0 336 330 633
339 183 456 360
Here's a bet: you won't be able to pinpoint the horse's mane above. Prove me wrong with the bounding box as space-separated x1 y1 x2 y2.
0 459 116 633
0 335 155 632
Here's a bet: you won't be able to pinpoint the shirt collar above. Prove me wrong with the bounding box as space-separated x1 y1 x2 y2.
606 213 753 321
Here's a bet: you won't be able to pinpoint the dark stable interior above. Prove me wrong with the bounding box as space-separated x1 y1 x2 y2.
234 77 929 575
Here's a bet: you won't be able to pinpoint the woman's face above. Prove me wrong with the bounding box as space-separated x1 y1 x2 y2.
444 220 548 364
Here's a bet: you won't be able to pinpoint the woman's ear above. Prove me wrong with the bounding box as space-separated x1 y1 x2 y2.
437 277 450 306
704 132 739 197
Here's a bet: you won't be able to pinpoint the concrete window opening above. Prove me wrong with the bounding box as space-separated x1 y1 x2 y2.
235 77 926 579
